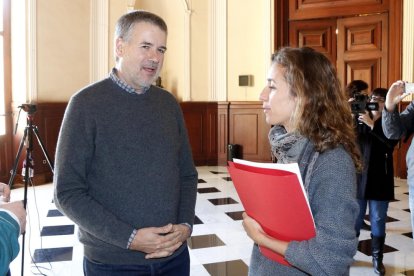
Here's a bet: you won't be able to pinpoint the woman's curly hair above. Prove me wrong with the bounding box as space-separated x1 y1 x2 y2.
272 47 363 171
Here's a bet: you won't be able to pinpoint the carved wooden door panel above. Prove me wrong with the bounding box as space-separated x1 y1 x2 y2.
289 19 337 65
337 13 388 92
288 13 388 93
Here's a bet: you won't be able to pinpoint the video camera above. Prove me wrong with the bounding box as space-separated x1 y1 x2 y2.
18 103 37 114
350 92 378 114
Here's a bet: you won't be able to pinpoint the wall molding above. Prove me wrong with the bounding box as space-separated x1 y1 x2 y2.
28 0 37 102
264 0 273 77
210 0 227 101
182 0 192 101
90 0 109 83
402 0 414 101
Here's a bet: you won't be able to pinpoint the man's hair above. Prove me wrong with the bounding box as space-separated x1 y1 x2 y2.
115 10 168 42
371 87 387 98
271 47 362 171
345 80 369 98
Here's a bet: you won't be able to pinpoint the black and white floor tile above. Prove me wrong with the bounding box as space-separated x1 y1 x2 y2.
8 166 414 275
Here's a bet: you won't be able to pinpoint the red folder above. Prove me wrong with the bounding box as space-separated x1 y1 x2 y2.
227 159 316 266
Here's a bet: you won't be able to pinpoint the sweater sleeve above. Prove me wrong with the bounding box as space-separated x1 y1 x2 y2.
54 95 135 249
0 211 21 275
284 148 359 275
175 104 198 228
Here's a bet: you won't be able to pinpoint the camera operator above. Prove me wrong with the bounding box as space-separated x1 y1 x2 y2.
353 88 398 275
346 80 372 231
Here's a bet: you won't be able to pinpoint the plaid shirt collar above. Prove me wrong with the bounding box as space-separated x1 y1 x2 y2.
109 68 149 95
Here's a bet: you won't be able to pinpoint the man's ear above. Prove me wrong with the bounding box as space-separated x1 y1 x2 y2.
115 38 124 56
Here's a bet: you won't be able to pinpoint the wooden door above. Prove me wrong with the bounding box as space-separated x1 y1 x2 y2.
228 102 271 163
337 13 388 92
289 19 337 65
279 0 405 178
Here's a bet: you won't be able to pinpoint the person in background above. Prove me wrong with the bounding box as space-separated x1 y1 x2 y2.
155 76 164 88
242 47 360 275
346 79 372 232
54 10 198 276
346 80 369 99
0 182 27 276
355 88 398 275
382 80 414 242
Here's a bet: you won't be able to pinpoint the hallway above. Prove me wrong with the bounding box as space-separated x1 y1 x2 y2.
8 166 414 275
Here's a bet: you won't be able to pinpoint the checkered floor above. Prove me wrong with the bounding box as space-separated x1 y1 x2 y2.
8 166 414 275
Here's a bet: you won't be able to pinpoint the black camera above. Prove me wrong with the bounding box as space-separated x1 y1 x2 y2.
19 103 37 114
350 93 378 114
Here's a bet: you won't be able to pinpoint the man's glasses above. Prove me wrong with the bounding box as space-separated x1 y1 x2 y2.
369 96 385 103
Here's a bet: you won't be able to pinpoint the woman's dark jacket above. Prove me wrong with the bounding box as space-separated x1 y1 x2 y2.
357 117 399 201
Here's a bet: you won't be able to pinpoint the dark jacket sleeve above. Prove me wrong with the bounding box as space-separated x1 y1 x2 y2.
382 101 414 140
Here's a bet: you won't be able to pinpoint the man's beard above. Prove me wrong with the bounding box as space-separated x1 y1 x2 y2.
140 74 159 89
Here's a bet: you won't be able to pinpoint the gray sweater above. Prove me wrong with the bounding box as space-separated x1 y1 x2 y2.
249 145 359 275
54 78 198 265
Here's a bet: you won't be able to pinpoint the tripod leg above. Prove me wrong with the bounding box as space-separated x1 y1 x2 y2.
19 125 34 276
7 125 31 276
32 125 54 173
7 127 28 189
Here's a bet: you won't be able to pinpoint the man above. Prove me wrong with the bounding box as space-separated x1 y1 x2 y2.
1 183 27 275
54 10 198 275
382 80 414 240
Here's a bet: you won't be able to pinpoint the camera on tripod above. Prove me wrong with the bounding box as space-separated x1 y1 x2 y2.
350 92 379 114
19 103 37 114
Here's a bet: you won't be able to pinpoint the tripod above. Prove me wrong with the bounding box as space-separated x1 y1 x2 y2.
7 104 54 276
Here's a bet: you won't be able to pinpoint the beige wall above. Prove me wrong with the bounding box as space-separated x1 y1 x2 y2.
11 0 128 104
136 0 189 100
189 0 209 101
136 0 212 101
227 0 267 101
109 0 132 70
11 0 27 105
15 1 413 104
136 0 269 101
36 0 90 102
14 0 269 103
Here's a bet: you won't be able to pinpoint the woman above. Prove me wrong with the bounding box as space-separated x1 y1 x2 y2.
356 88 398 275
242 47 361 275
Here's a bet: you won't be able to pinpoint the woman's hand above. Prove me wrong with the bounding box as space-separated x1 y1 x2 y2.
242 212 289 256
242 212 266 246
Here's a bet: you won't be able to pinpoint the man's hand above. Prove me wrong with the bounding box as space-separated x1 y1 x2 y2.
129 223 191 259
0 182 11 203
1 201 27 234
358 111 374 129
385 80 409 112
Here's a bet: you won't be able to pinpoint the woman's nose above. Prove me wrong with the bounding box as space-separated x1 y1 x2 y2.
259 87 269 101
